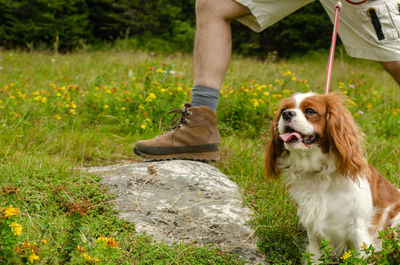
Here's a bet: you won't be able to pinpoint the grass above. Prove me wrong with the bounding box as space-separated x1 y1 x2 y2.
0 46 399 264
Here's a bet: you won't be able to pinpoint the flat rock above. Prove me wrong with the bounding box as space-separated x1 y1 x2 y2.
86 160 266 264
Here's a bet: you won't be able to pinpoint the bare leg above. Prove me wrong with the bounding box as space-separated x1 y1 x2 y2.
193 0 250 90
381 61 400 86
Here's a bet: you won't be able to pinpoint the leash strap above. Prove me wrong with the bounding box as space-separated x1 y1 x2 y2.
324 1 342 94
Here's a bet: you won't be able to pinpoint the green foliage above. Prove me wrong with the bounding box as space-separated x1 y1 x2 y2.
86 0 137 41
0 205 21 263
303 226 400 264
0 0 333 56
0 0 90 51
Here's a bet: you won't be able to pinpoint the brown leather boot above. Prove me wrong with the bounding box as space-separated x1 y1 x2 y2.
134 103 220 161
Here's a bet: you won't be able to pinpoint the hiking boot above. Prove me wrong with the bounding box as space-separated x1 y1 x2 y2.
134 103 220 161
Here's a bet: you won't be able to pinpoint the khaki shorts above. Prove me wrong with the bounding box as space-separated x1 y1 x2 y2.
235 0 400 61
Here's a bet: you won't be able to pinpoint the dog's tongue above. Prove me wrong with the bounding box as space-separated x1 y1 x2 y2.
279 132 302 142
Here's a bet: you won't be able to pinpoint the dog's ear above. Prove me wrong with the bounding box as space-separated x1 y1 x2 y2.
323 93 368 181
265 105 285 179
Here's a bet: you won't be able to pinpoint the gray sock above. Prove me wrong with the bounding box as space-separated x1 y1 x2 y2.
190 85 220 113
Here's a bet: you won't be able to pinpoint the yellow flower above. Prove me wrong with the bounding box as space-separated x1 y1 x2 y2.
156 68 164 73
138 104 144 110
76 245 85 253
28 252 39 264
40 239 47 245
145 93 156 102
41 97 47 103
104 105 109 109
342 250 352 260
1 205 20 218
141 124 146 129
69 109 76 115
97 235 107 243
252 99 259 108
70 102 77 109
106 238 119 248
17 91 26 99
284 70 292 76
275 79 284 86
56 93 61 97
33 96 41 101
33 91 40 96
121 107 126 111
348 99 357 107
9 222 23 236
97 235 119 248
362 242 367 249
82 253 99 262
53 114 61 120
51 83 56 89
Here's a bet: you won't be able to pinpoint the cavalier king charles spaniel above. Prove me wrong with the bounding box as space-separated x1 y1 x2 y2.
265 92 400 262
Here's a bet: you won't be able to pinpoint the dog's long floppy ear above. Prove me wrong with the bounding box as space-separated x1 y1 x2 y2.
323 93 369 181
265 105 285 179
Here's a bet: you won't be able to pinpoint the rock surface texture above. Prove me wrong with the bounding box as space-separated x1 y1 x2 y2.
86 160 266 264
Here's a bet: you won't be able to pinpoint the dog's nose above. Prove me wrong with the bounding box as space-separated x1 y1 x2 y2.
282 110 296 122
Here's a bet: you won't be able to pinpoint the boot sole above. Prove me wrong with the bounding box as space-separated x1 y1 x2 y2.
134 146 220 162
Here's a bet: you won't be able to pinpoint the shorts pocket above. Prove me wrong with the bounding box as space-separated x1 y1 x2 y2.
386 1 400 36
357 2 400 43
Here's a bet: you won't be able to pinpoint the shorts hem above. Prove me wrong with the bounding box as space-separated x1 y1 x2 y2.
235 0 275 32
345 45 400 62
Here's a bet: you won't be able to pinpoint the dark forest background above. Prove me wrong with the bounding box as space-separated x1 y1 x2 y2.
0 0 334 57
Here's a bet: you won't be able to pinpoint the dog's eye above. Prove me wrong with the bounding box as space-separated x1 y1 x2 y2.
305 108 317 115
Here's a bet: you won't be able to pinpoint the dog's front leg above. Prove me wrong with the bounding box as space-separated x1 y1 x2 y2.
305 231 322 264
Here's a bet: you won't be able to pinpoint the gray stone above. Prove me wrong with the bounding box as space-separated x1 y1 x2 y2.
86 160 266 264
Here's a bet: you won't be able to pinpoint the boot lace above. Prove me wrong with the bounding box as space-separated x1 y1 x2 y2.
167 103 192 131
156 103 192 141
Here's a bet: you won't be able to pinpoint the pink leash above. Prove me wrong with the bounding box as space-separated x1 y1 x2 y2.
324 1 342 94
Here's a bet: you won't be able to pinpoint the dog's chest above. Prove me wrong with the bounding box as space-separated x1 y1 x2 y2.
287 174 373 242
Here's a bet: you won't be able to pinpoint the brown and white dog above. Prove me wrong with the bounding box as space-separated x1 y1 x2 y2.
265 92 400 261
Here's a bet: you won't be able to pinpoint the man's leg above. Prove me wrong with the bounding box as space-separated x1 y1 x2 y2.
134 0 250 161
191 0 250 112
381 61 400 86
193 0 250 90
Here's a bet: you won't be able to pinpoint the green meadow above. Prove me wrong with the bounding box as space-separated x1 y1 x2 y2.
0 47 399 264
